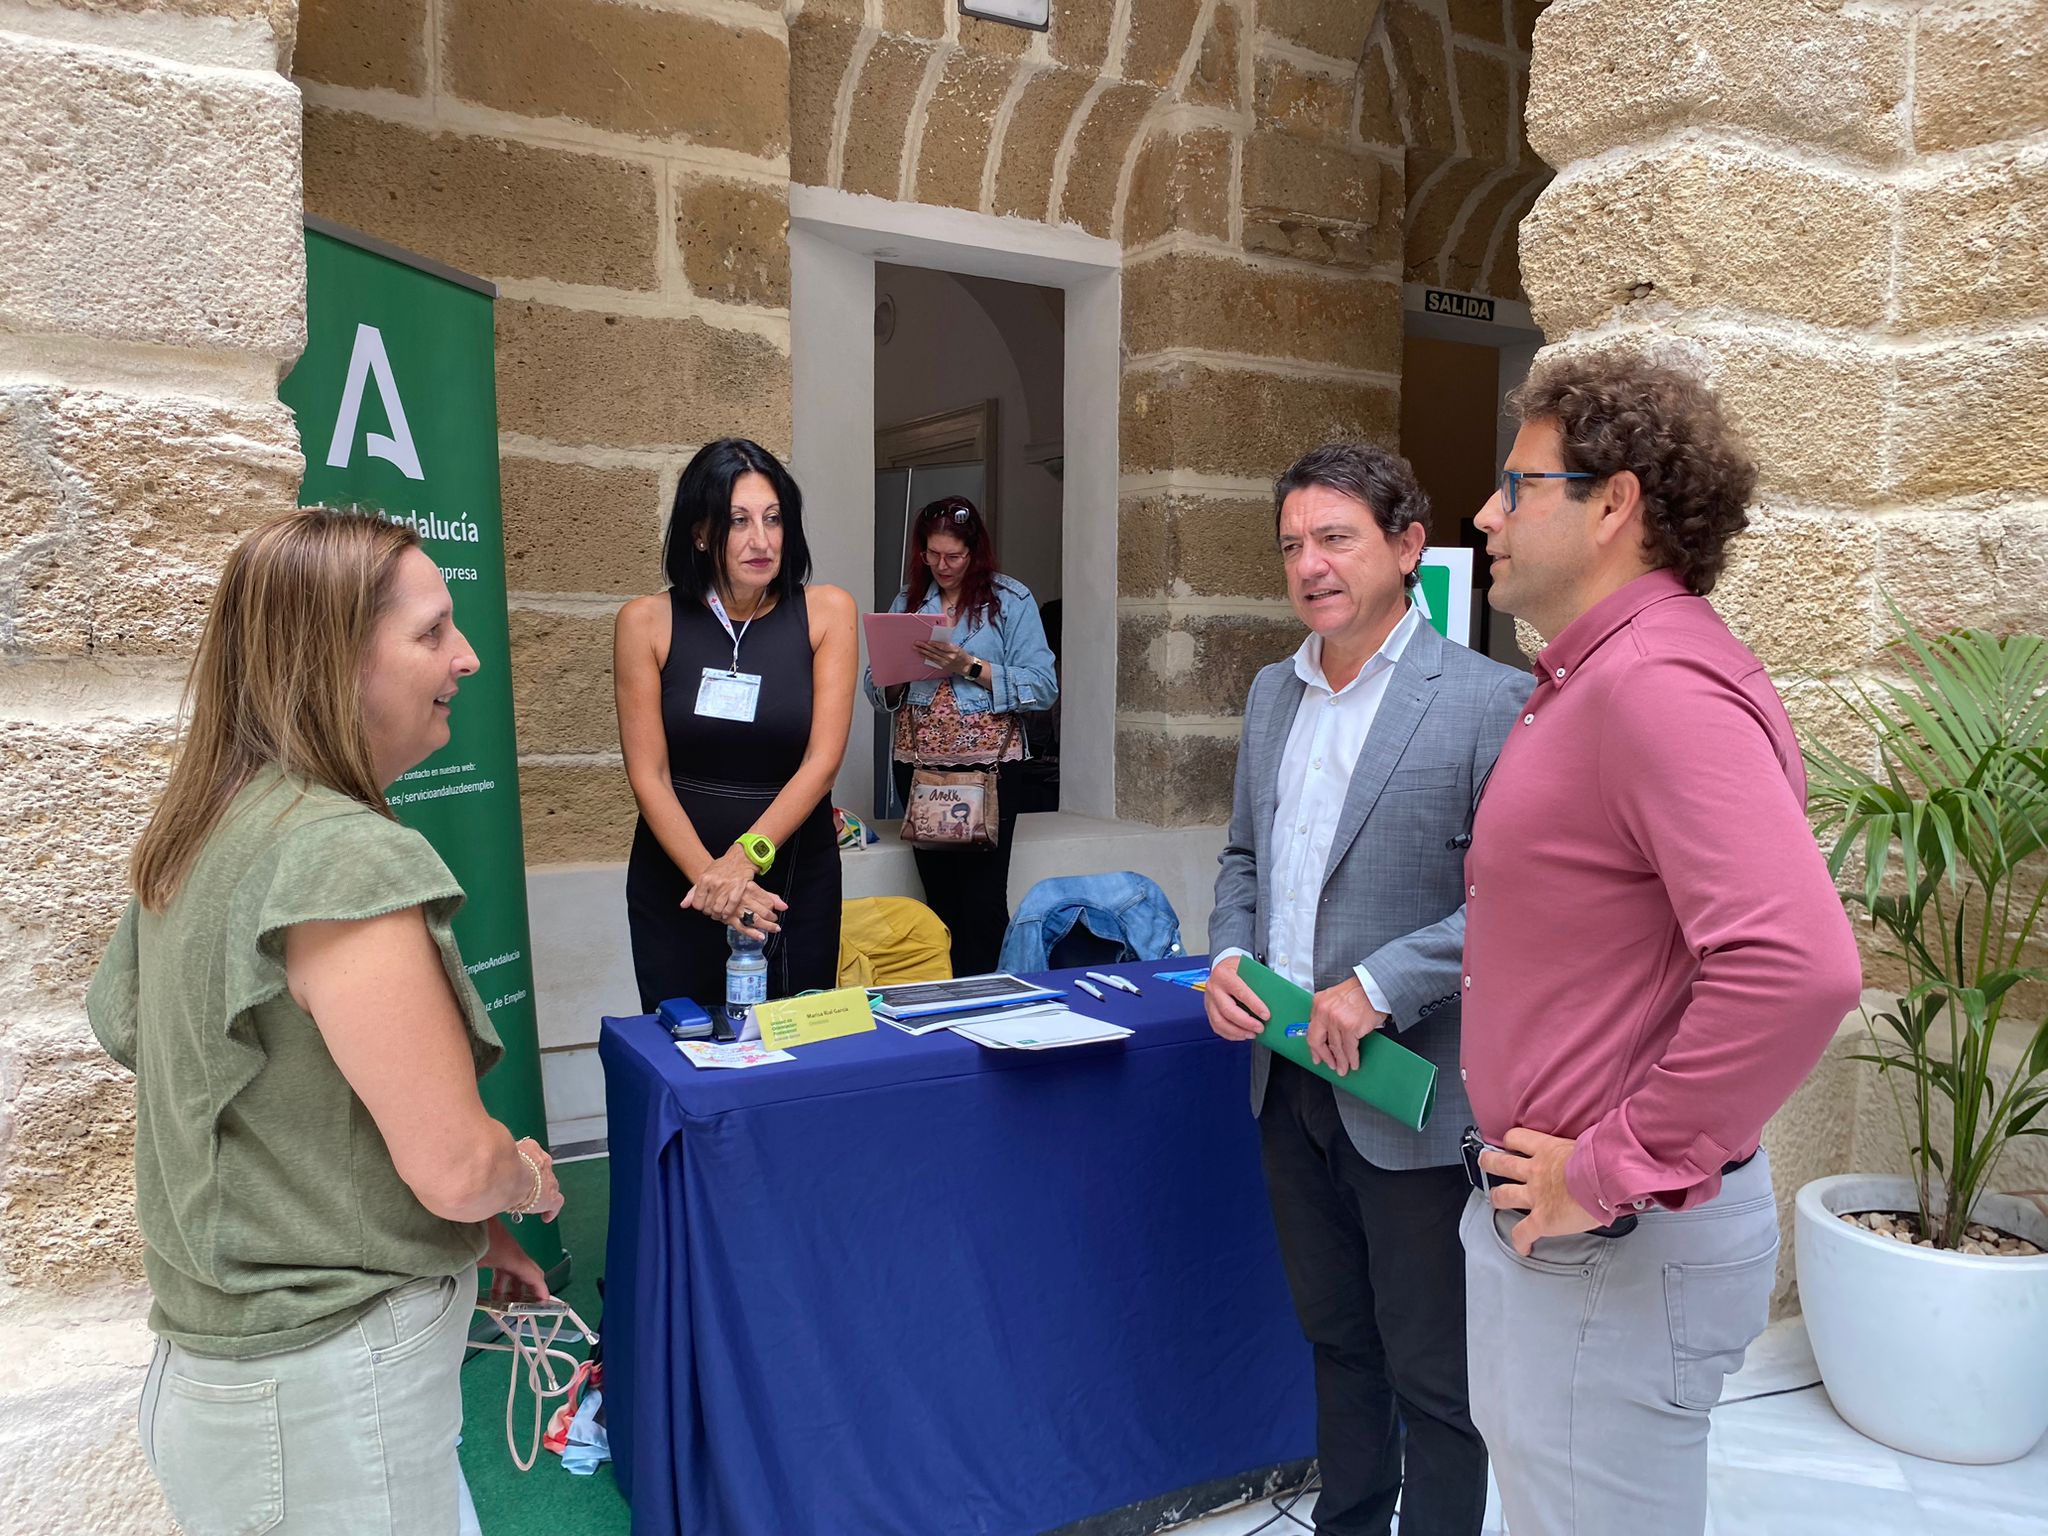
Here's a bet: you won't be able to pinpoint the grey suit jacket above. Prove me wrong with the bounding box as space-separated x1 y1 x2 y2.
1209 620 1534 1169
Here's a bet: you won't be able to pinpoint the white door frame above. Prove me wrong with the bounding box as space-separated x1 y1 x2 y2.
789 186 1123 820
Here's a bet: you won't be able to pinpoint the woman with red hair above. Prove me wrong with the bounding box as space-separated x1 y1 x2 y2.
866 497 1058 974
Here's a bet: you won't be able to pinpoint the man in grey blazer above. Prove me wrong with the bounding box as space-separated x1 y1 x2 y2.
1207 442 1531 1536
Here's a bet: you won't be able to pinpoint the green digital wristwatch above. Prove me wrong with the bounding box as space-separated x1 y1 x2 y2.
737 833 776 875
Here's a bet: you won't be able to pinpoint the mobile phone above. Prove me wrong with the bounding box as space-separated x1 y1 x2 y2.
1460 1126 1508 1193
1461 1126 1638 1237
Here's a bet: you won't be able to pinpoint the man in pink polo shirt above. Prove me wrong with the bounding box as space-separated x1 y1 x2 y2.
1458 353 1862 1535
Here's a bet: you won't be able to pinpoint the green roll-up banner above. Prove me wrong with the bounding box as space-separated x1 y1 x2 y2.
280 218 564 1282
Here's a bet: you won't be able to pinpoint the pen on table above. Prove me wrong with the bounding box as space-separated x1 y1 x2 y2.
1074 978 1106 1001
1086 971 1142 995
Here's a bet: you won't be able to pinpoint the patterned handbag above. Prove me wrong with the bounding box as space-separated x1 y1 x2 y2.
900 716 1018 851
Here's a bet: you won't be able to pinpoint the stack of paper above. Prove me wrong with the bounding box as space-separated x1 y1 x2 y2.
869 973 1065 1033
947 1004 1133 1051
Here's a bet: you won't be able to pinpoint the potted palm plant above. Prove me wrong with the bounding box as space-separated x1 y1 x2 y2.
1796 609 2048 1464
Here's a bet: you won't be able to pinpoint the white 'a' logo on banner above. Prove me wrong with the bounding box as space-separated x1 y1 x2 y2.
326 323 425 481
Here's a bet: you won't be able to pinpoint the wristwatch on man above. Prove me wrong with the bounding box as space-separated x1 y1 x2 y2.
737 833 776 874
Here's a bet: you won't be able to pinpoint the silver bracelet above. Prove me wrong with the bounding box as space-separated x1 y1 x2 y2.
508 1148 542 1223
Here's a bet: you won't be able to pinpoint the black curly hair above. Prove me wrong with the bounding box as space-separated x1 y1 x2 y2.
1508 353 1757 596
1272 441 1431 590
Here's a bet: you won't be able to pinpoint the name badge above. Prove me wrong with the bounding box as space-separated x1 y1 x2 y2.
695 668 761 722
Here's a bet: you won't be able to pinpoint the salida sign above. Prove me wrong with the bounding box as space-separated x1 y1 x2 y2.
1423 288 1495 323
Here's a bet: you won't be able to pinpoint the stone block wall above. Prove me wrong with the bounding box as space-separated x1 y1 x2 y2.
787 0 1540 824
0 4 304 1526
1519 0 2048 1302
1519 0 2048 968
296 0 795 869
1390 0 1550 302
291 1 1548 844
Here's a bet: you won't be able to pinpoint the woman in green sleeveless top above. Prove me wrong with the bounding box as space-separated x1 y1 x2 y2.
87 509 565 1535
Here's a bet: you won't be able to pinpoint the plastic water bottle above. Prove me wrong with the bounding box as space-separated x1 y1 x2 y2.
725 926 767 1039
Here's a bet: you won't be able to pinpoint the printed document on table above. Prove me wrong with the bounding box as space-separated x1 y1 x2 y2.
949 1006 1134 1050
677 1040 795 1069
900 1001 1067 1037
868 972 1065 1020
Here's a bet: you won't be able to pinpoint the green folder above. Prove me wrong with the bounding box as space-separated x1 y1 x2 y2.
1235 958 1439 1131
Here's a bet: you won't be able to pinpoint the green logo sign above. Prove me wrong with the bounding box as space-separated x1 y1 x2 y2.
282 224 560 1278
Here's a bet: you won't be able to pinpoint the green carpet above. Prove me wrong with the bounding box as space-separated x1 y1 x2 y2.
460 1156 631 1535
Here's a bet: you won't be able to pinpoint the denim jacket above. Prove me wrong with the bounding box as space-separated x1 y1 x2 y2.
862 573 1059 717
996 871 1185 974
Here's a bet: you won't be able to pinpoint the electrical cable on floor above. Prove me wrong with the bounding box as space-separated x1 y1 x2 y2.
1233 1471 1320 1534
1204 1381 1817 1534
1716 1380 1824 1407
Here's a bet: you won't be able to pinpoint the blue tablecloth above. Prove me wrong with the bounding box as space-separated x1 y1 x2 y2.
599 957 1315 1536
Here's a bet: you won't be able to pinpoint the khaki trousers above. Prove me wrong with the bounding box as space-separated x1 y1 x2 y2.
140 1266 478 1536
1461 1155 1778 1536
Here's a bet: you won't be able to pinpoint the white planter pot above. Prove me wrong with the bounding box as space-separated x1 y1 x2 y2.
1796 1173 2048 1464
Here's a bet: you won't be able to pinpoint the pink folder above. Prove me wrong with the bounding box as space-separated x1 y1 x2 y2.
863 611 950 686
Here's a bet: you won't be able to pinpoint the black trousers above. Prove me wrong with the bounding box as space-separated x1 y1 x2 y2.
1258 1057 1487 1536
892 759 1024 977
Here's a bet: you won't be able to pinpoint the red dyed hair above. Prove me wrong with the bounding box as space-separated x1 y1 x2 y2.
904 496 1002 629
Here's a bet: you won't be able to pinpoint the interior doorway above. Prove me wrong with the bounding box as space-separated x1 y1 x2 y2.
869 265 1065 819
1397 286 1542 667
787 186 1117 826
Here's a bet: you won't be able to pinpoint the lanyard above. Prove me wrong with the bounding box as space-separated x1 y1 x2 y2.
705 590 763 675
474 1300 599 1472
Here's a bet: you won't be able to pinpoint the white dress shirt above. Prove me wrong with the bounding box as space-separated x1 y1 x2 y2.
1219 604 1422 1011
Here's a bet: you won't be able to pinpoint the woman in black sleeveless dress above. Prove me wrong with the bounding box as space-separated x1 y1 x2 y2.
616 439 857 1013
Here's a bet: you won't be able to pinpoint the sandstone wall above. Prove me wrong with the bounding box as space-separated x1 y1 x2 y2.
1519 0 2048 1307
298 0 795 868
786 0 1541 824
16 2 2038 1514
0 2 305 1524
298 0 1545 840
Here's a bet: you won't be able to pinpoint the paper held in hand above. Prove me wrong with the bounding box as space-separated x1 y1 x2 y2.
863 612 951 686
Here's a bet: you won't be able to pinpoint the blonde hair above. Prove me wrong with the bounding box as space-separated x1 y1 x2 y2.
132 507 422 909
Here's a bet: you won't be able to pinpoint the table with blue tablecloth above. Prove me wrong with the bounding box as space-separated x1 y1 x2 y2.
598 957 1315 1536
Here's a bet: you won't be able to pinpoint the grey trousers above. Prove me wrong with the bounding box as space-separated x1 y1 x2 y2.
1460 1154 1778 1536
140 1266 478 1536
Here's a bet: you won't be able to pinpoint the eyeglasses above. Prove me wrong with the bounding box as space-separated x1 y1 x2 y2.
920 500 974 525
924 547 969 567
1496 469 1594 515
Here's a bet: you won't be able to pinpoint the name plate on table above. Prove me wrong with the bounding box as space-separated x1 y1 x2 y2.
753 987 877 1051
